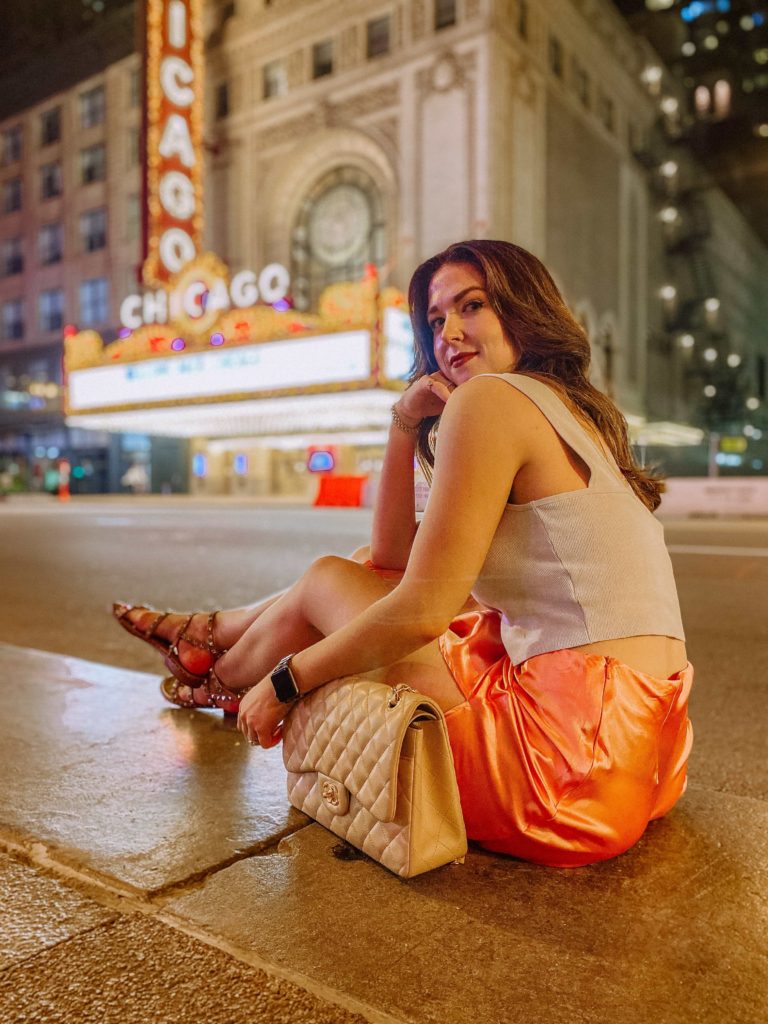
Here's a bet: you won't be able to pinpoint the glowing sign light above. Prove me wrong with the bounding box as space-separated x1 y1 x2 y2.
118 261 290 330
67 330 373 411
143 0 204 285
307 450 336 473
680 0 730 21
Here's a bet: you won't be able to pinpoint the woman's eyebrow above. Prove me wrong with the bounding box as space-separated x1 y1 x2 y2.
427 286 485 317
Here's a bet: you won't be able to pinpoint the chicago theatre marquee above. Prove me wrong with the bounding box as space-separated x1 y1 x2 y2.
63 0 413 499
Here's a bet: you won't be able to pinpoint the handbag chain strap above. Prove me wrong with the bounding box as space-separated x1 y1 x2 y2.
388 684 416 708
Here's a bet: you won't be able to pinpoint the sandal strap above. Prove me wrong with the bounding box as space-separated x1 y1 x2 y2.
206 664 242 701
171 611 228 656
169 613 196 657
207 611 228 656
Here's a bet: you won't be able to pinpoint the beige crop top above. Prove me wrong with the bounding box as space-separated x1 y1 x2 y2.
466 373 685 664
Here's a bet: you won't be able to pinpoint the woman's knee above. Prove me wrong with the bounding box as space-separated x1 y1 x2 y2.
348 543 371 563
300 554 365 602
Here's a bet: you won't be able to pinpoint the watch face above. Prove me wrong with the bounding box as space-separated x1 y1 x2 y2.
272 658 300 702
307 184 371 267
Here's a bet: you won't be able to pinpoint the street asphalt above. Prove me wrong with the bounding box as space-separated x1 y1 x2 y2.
0 495 766 1023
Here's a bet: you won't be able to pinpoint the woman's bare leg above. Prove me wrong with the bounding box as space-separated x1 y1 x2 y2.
127 543 374 655
215 553 465 713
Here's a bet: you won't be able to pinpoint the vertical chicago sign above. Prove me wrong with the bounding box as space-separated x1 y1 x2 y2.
142 0 204 286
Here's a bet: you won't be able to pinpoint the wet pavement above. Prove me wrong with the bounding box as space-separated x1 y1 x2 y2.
1 638 767 1023
1 502 767 1022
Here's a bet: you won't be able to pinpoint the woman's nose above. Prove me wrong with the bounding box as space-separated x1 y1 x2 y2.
441 312 463 341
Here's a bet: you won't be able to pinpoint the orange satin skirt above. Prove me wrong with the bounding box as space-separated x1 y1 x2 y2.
363 562 694 868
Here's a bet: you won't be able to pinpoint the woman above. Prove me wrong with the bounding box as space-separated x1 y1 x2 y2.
115 240 692 868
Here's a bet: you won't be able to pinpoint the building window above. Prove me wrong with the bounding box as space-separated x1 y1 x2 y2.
1 125 22 166
39 223 63 265
80 85 106 129
263 59 288 99
291 165 387 311
1 238 23 277
81 144 107 184
80 207 108 252
598 93 615 132
126 193 140 242
574 63 591 108
2 177 22 213
1 299 24 341
435 0 457 30
367 16 391 58
549 35 564 79
312 40 334 79
517 0 529 39
215 82 229 120
713 79 731 118
40 162 63 200
40 107 61 146
695 84 710 115
79 277 109 325
129 67 141 108
127 127 140 168
39 289 65 333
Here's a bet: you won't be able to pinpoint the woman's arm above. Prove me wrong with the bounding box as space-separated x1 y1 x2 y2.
239 375 526 745
370 373 454 570
369 417 419 570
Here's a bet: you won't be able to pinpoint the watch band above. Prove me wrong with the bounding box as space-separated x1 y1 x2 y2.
271 653 301 703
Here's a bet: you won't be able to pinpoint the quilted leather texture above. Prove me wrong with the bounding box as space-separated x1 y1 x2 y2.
282 676 468 878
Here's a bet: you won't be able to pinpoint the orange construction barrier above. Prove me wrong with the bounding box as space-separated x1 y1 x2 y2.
313 475 368 507
57 459 71 503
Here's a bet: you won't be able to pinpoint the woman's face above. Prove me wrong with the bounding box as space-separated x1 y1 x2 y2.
426 262 518 385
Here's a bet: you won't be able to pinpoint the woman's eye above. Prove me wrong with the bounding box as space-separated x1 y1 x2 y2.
429 318 444 331
464 300 483 312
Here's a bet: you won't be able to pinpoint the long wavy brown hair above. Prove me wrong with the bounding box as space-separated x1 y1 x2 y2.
407 240 663 511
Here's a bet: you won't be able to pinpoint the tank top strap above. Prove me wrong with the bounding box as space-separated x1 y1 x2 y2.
488 373 625 490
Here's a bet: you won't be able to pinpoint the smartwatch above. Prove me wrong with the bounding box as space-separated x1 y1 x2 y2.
270 653 301 703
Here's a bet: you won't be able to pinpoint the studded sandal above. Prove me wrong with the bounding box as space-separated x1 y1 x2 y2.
112 603 228 687
159 669 242 716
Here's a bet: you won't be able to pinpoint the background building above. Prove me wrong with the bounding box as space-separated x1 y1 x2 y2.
0 0 766 496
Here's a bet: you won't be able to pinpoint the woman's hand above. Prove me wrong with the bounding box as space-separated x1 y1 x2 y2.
394 372 456 427
237 676 285 749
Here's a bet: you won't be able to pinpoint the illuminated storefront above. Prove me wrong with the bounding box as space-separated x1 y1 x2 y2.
65 254 415 496
56 0 415 498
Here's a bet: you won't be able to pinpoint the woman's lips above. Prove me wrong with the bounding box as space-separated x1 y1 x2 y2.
451 353 476 369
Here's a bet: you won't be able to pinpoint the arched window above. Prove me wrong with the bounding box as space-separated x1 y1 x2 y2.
290 166 388 311
713 79 731 118
694 84 710 115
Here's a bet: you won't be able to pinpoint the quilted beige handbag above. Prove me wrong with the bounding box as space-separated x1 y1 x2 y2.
282 676 468 878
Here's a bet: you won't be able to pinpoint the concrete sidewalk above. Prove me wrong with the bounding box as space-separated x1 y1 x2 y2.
0 642 765 1024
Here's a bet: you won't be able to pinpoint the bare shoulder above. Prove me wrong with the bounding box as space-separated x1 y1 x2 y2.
443 373 550 437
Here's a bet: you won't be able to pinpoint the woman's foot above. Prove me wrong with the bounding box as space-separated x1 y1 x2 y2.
160 670 242 716
113 603 229 686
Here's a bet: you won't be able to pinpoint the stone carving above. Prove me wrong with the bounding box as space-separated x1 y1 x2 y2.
256 111 319 147
254 83 399 149
363 116 399 154
340 24 360 69
329 82 400 123
465 0 482 17
412 0 426 41
418 49 476 97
